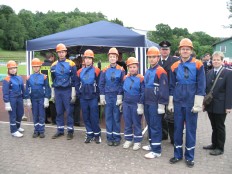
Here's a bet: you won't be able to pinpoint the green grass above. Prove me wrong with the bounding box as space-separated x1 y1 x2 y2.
0 50 26 62
0 65 26 75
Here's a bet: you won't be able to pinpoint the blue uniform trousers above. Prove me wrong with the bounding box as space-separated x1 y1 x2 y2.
9 96 24 133
123 102 142 143
55 88 74 133
144 104 162 153
174 106 198 161
31 99 45 133
105 94 121 142
80 98 101 138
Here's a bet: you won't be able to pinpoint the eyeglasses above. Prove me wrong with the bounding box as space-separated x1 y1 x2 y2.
147 56 160 58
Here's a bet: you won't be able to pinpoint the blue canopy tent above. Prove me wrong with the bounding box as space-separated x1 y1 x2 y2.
26 20 158 75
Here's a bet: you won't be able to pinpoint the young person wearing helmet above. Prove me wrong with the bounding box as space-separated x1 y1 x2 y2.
51 43 77 140
76 49 101 144
168 38 205 168
99 47 125 146
142 47 169 159
122 57 144 151
24 58 51 138
2 60 25 137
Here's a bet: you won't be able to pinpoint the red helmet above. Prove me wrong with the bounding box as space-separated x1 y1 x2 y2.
83 49 94 58
7 60 18 68
31 58 42 67
179 38 193 48
108 47 119 56
56 43 67 52
147 47 160 56
126 57 139 66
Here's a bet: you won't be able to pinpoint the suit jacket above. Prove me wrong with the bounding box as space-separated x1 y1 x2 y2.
158 56 179 80
205 68 232 114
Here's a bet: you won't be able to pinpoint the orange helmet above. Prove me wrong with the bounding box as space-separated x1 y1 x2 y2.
126 57 139 66
179 38 193 48
147 47 160 56
7 60 17 68
56 43 67 52
31 58 42 67
108 47 119 56
83 49 94 58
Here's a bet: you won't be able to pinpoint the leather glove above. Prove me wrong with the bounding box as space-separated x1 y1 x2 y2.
27 99 32 107
99 95 106 105
168 96 174 113
191 95 204 113
158 104 165 114
116 95 123 106
137 103 144 115
5 102 12 111
44 98 49 108
51 88 55 103
70 87 76 104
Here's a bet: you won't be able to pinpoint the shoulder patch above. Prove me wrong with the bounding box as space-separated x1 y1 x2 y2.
66 59 76 67
77 68 83 77
191 58 203 70
102 65 110 72
136 74 144 82
4 75 10 82
116 65 125 71
156 66 167 79
171 60 181 72
94 67 101 77
51 61 58 67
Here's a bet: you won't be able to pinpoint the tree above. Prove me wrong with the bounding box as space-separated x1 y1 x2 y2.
5 14 26 50
0 5 14 20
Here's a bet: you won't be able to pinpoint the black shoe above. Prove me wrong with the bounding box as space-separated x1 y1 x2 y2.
203 144 215 150
45 120 51 124
52 132 64 139
33 132 39 138
113 141 120 146
85 137 94 143
210 149 224 156
169 157 182 164
185 160 194 168
107 141 114 146
67 133 73 140
95 136 101 144
39 133 45 138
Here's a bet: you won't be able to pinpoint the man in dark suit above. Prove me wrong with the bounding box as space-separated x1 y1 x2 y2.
203 53 213 75
203 51 232 156
158 40 179 144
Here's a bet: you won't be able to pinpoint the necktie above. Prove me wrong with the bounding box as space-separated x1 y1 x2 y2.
214 71 217 78
162 59 166 65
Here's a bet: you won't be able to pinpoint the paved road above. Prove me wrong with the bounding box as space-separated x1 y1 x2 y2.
0 111 232 174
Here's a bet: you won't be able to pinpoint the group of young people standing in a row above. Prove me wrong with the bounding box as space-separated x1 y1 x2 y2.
3 38 232 168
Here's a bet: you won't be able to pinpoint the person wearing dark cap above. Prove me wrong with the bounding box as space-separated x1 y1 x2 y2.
158 40 179 145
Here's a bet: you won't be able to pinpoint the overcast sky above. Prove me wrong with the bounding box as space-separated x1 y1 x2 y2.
1 0 232 37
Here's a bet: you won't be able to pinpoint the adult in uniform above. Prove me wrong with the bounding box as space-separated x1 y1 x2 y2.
51 43 77 140
168 38 205 168
203 51 232 155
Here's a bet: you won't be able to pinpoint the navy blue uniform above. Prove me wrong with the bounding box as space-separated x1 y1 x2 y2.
2 75 25 133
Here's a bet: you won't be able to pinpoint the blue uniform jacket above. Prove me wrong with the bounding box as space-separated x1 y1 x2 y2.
24 73 51 100
76 65 101 99
2 75 25 103
99 65 125 95
51 59 77 88
123 74 144 104
144 64 169 105
169 57 206 107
